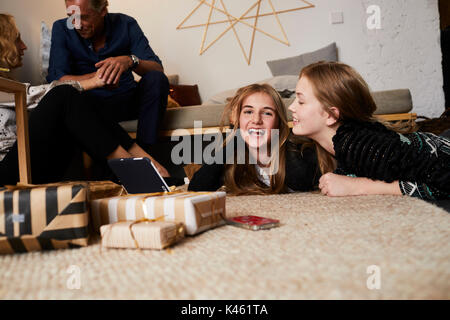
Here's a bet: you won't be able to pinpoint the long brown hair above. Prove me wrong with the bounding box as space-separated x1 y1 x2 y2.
0 14 20 78
220 83 291 195
299 61 378 174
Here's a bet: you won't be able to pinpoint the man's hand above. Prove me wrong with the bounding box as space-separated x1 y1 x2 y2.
319 173 362 197
95 56 133 86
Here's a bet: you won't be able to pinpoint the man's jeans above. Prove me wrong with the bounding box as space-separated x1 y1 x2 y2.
89 70 170 146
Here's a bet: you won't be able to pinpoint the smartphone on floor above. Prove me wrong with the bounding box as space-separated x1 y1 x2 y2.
226 215 280 231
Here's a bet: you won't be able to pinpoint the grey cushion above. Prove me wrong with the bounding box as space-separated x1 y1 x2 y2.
120 89 413 132
203 75 299 105
167 74 179 85
372 89 412 115
266 43 338 76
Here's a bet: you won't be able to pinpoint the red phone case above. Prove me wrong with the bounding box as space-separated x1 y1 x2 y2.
227 215 280 231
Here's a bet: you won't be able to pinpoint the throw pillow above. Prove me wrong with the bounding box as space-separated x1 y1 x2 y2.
203 75 299 105
266 42 338 76
167 74 179 85
40 21 51 82
262 75 298 91
169 84 202 106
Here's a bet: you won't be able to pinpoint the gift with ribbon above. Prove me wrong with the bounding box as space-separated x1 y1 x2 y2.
100 218 185 250
0 181 124 254
0 182 90 254
83 180 125 200
91 191 226 236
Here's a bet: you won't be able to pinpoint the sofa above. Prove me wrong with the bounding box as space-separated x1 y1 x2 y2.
119 76 415 136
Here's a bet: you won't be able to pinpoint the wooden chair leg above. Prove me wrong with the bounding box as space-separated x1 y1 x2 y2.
0 77 31 184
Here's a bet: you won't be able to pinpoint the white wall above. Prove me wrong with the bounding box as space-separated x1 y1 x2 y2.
0 0 445 117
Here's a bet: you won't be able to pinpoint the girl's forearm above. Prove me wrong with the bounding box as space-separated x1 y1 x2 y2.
359 178 402 196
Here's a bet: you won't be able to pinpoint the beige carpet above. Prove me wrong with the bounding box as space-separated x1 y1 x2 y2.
0 192 449 300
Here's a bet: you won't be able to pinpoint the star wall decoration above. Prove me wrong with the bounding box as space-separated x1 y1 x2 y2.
177 0 315 65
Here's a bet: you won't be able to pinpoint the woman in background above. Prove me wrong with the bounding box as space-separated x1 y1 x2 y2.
0 13 169 185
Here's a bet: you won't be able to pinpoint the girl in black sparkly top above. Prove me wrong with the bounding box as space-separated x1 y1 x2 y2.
288 61 450 200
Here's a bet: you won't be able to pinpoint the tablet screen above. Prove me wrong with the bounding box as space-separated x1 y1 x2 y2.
108 158 170 194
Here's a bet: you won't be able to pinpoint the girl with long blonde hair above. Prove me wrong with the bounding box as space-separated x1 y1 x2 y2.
189 83 319 195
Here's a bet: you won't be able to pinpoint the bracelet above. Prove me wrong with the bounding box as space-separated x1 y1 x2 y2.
73 81 84 92
51 80 84 92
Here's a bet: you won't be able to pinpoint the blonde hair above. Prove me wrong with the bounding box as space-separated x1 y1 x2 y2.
0 14 20 77
220 84 291 195
299 61 378 174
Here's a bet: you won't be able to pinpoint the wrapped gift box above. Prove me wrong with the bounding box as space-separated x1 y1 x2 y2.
100 220 185 250
91 191 226 235
0 183 90 254
84 180 125 200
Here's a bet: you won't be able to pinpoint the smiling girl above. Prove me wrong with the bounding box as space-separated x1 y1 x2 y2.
288 61 450 200
188 83 319 195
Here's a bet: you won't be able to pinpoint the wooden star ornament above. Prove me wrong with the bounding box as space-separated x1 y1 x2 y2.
177 0 315 65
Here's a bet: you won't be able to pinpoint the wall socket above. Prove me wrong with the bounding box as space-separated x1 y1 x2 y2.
330 11 344 24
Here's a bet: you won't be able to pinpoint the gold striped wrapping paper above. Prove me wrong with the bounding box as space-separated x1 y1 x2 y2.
0 183 89 254
91 192 226 235
100 220 185 250
83 181 125 200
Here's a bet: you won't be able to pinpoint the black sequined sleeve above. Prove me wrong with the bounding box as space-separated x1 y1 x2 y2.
333 121 450 198
398 180 444 200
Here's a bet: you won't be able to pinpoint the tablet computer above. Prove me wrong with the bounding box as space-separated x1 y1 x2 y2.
108 157 171 194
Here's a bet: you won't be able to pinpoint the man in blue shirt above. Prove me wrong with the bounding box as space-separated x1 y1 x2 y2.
47 0 169 175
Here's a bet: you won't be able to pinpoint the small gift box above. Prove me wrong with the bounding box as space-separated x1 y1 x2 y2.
91 191 226 235
100 220 185 250
85 180 125 200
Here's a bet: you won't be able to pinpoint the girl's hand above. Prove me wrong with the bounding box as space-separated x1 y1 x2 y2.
90 70 107 88
79 70 106 90
95 56 132 85
319 173 402 197
319 173 362 197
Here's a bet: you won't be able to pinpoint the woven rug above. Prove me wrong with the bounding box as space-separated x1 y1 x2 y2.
0 192 449 300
